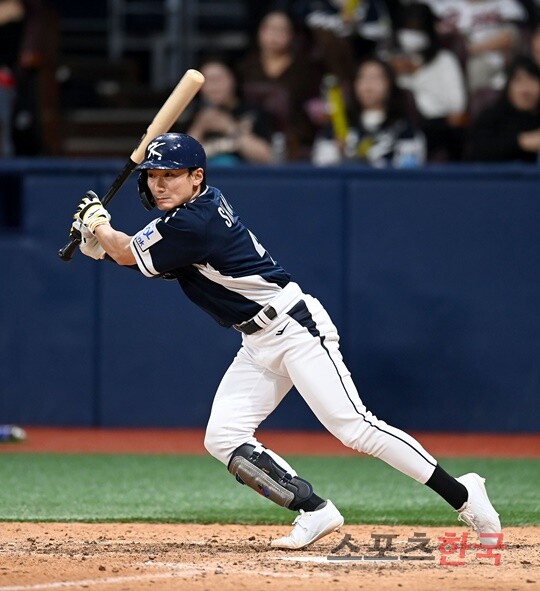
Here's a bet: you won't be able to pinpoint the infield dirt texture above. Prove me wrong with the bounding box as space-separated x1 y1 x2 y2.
0 428 539 591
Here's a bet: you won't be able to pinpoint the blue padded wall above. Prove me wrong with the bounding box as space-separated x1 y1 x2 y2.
1 174 99 424
345 171 540 432
1 162 538 432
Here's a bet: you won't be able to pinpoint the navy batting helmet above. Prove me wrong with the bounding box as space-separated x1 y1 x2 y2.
136 133 207 210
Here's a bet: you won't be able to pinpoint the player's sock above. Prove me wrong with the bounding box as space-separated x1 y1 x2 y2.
295 492 326 512
425 464 468 509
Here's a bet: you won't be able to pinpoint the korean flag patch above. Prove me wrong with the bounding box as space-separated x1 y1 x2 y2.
134 218 163 252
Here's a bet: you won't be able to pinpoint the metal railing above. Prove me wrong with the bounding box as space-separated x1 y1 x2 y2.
107 0 198 90
106 0 248 90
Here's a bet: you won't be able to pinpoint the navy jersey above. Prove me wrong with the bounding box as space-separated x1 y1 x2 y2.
130 185 291 327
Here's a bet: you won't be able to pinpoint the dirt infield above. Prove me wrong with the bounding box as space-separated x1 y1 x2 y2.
1 430 538 590
2 427 540 457
0 523 538 591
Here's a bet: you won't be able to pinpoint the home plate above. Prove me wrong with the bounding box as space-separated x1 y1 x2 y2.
275 556 330 564
275 556 401 563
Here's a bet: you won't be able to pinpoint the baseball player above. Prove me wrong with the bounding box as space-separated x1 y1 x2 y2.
72 133 501 549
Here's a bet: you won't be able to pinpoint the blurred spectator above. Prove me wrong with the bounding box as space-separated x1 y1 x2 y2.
515 0 539 23
186 58 274 165
424 0 528 93
295 0 393 91
466 55 540 162
312 57 426 167
530 23 540 67
0 64 14 155
237 8 324 160
390 2 468 161
0 0 46 156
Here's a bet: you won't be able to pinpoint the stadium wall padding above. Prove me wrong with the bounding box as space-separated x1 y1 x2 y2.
1 161 538 432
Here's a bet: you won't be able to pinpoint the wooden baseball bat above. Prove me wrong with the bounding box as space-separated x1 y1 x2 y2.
58 68 205 262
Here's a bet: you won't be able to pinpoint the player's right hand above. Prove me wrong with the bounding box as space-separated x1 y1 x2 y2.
75 191 111 234
71 218 106 260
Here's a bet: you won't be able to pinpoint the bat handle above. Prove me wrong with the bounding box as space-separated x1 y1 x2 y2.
58 160 137 263
58 229 81 262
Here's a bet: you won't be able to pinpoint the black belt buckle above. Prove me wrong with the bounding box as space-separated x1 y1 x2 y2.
263 305 277 321
235 305 277 335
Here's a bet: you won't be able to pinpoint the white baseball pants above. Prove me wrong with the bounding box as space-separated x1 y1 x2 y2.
204 289 437 484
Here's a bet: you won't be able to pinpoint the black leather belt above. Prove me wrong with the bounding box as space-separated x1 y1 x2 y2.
234 305 277 335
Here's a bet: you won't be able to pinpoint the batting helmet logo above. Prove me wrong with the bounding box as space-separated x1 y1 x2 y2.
147 141 166 160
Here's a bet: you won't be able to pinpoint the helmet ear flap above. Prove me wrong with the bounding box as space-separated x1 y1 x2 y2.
137 172 155 211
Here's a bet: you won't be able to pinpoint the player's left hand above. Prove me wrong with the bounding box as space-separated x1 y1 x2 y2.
75 191 111 234
71 218 106 260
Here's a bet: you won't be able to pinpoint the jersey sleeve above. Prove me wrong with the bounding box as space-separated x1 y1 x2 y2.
130 211 207 277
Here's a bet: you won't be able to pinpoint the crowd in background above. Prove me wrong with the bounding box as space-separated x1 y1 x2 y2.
187 0 540 167
0 0 47 156
1 0 540 167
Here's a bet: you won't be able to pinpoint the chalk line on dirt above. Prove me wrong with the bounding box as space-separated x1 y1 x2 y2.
0 571 200 591
0 560 337 590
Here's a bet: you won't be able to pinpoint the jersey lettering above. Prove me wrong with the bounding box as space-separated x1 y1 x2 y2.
218 206 233 227
218 195 235 227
